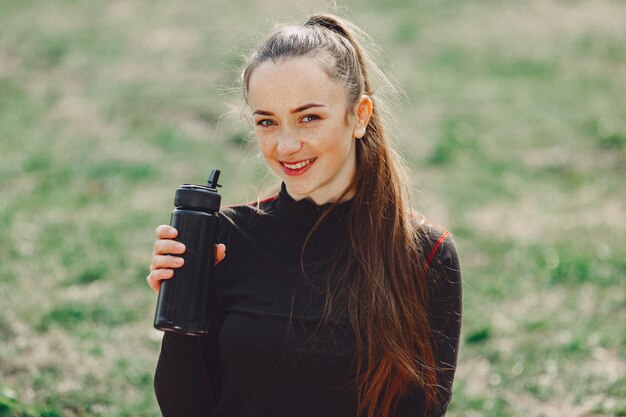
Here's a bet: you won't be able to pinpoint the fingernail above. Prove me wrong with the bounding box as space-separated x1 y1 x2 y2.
175 243 185 251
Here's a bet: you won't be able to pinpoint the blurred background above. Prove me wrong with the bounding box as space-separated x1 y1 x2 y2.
1 0 624 416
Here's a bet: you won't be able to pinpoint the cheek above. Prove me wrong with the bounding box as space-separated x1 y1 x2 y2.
328 126 355 156
256 135 274 159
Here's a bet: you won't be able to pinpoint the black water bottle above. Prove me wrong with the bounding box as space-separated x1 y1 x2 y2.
154 169 222 335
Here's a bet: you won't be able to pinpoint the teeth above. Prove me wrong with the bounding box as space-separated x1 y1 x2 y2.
283 158 315 170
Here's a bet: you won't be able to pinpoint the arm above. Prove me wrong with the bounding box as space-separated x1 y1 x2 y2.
426 234 462 416
395 232 463 417
148 225 227 416
154 333 215 417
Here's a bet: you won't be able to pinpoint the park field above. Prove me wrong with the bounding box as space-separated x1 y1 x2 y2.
1 0 625 416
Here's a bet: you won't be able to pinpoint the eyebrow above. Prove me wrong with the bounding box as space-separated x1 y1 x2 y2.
252 103 325 116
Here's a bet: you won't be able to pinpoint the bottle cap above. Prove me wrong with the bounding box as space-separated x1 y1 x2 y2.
174 169 222 212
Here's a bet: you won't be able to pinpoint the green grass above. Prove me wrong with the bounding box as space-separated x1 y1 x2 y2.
1 0 625 416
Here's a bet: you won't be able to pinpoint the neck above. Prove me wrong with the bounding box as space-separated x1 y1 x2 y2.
284 184 355 206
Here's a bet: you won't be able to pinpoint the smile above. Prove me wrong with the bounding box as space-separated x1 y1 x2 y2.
282 157 317 170
279 157 318 176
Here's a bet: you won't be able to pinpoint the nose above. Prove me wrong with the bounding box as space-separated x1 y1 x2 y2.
276 129 303 157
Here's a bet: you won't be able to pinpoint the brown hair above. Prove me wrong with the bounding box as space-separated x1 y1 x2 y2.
242 14 437 417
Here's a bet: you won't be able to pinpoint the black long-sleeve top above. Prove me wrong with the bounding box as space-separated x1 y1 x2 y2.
154 183 462 417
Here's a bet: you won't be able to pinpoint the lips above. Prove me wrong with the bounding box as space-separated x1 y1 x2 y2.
282 157 317 169
279 157 317 176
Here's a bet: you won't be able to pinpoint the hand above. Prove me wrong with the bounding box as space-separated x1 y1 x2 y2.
146 225 226 292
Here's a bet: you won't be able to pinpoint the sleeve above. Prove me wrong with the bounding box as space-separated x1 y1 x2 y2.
426 233 462 416
154 333 215 417
153 213 231 417
395 232 463 417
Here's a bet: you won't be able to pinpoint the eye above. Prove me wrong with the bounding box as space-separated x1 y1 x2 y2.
255 119 276 127
301 114 320 123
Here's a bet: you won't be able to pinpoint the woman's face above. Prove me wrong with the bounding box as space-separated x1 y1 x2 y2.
247 56 371 205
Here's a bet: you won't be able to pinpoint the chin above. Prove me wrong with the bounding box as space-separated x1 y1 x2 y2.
285 183 316 197
282 179 318 197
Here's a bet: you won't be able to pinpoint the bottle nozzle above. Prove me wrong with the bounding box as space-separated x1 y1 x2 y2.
207 169 222 190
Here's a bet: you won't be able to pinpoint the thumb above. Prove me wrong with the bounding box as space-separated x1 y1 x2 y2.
215 243 226 265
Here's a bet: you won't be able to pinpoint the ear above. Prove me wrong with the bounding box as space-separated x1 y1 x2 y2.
353 95 373 139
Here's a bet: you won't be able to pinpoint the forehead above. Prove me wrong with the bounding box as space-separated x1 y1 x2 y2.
246 57 347 110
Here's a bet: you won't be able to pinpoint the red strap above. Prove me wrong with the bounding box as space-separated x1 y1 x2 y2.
252 195 279 206
424 230 449 272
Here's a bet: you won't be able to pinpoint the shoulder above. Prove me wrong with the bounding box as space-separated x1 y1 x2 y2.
409 212 460 272
219 195 280 225
410 212 462 298
423 226 460 277
411 217 463 338
215 194 281 241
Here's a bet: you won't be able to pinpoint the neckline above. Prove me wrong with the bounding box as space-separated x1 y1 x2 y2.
277 182 354 212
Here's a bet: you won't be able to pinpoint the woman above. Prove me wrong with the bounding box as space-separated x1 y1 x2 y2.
147 14 462 417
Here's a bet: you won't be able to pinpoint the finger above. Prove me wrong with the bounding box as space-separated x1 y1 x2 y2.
215 243 226 265
150 255 184 271
147 269 175 291
155 225 178 239
146 274 158 292
154 239 186 255
146 269 174 292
